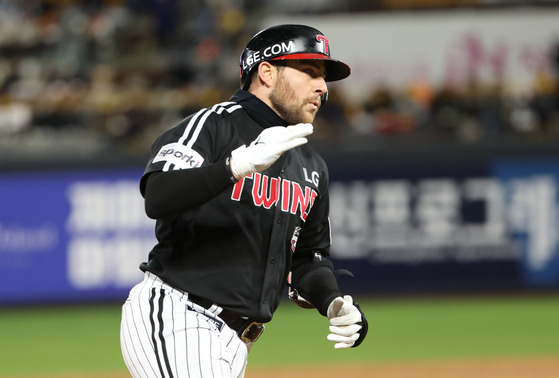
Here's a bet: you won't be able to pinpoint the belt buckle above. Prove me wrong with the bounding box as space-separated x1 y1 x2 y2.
240 321 265 343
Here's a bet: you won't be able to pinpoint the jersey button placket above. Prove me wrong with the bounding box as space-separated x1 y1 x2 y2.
278 169 284 224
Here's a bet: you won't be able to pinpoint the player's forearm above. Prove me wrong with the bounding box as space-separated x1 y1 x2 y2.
144 160 233 219
291 253 343 316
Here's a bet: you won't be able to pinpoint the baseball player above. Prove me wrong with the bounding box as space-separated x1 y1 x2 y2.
120 24 368 378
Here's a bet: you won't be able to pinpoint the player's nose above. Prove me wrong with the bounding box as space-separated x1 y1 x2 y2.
314 77 327 98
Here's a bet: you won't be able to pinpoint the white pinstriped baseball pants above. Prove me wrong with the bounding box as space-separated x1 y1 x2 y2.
120 272 249 378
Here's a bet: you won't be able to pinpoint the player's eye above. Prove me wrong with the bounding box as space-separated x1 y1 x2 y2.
304 68 320 78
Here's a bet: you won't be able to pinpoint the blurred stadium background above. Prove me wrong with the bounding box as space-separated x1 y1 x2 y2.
1 0 559 377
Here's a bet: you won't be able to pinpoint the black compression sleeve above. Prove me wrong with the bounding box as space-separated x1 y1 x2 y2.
143 160 234 219
291 253 343 316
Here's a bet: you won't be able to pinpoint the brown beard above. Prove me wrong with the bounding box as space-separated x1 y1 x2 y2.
269 72 315 124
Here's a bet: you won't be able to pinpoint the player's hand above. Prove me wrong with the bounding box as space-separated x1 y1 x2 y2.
230 123 313 179
327 295 368 349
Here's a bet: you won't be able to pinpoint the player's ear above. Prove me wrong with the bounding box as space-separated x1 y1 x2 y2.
257 61 276 88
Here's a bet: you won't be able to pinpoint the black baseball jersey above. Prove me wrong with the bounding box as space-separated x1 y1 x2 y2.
139 90 334 322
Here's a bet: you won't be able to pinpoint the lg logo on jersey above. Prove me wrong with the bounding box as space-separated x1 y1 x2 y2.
303 168 320 186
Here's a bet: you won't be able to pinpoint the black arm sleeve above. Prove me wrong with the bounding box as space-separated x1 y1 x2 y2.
143 160 234 219
291 251 343 316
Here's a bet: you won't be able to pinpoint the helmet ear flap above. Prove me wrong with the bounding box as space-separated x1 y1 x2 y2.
321 92 328 106
240 64 256 90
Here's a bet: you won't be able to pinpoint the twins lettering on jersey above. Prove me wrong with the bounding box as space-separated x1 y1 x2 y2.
231 171 318 221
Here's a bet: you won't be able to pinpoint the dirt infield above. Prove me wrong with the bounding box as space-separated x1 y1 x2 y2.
246 356 559 378
12 356 559 378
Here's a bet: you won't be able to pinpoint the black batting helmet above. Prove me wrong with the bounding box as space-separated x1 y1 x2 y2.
239 24 351 90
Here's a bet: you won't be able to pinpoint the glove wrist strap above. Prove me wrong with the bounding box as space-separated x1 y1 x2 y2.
225 157 239 184
230 145 254 178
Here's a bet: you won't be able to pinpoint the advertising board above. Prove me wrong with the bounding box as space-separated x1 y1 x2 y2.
1 153 558 304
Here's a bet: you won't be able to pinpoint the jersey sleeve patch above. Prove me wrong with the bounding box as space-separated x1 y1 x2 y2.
153 142 205 169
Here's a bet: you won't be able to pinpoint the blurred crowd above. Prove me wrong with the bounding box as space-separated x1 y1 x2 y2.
318 71 559 146
0 0 559 158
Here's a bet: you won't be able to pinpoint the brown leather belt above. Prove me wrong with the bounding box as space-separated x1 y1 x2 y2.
188 294 265 343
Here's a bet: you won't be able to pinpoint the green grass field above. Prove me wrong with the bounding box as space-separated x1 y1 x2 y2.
0 294 558 376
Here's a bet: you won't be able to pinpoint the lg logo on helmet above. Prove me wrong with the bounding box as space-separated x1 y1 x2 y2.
317 35 329 55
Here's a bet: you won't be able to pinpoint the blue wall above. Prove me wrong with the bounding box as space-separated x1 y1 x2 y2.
1 148 558 305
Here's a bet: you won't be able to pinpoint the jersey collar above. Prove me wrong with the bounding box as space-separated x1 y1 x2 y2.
230 90 288 128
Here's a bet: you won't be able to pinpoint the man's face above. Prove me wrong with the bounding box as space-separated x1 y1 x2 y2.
268 60 328 125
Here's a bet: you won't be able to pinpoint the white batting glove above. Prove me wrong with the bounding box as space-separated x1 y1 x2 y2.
327 295 363 349
230 123 313 179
